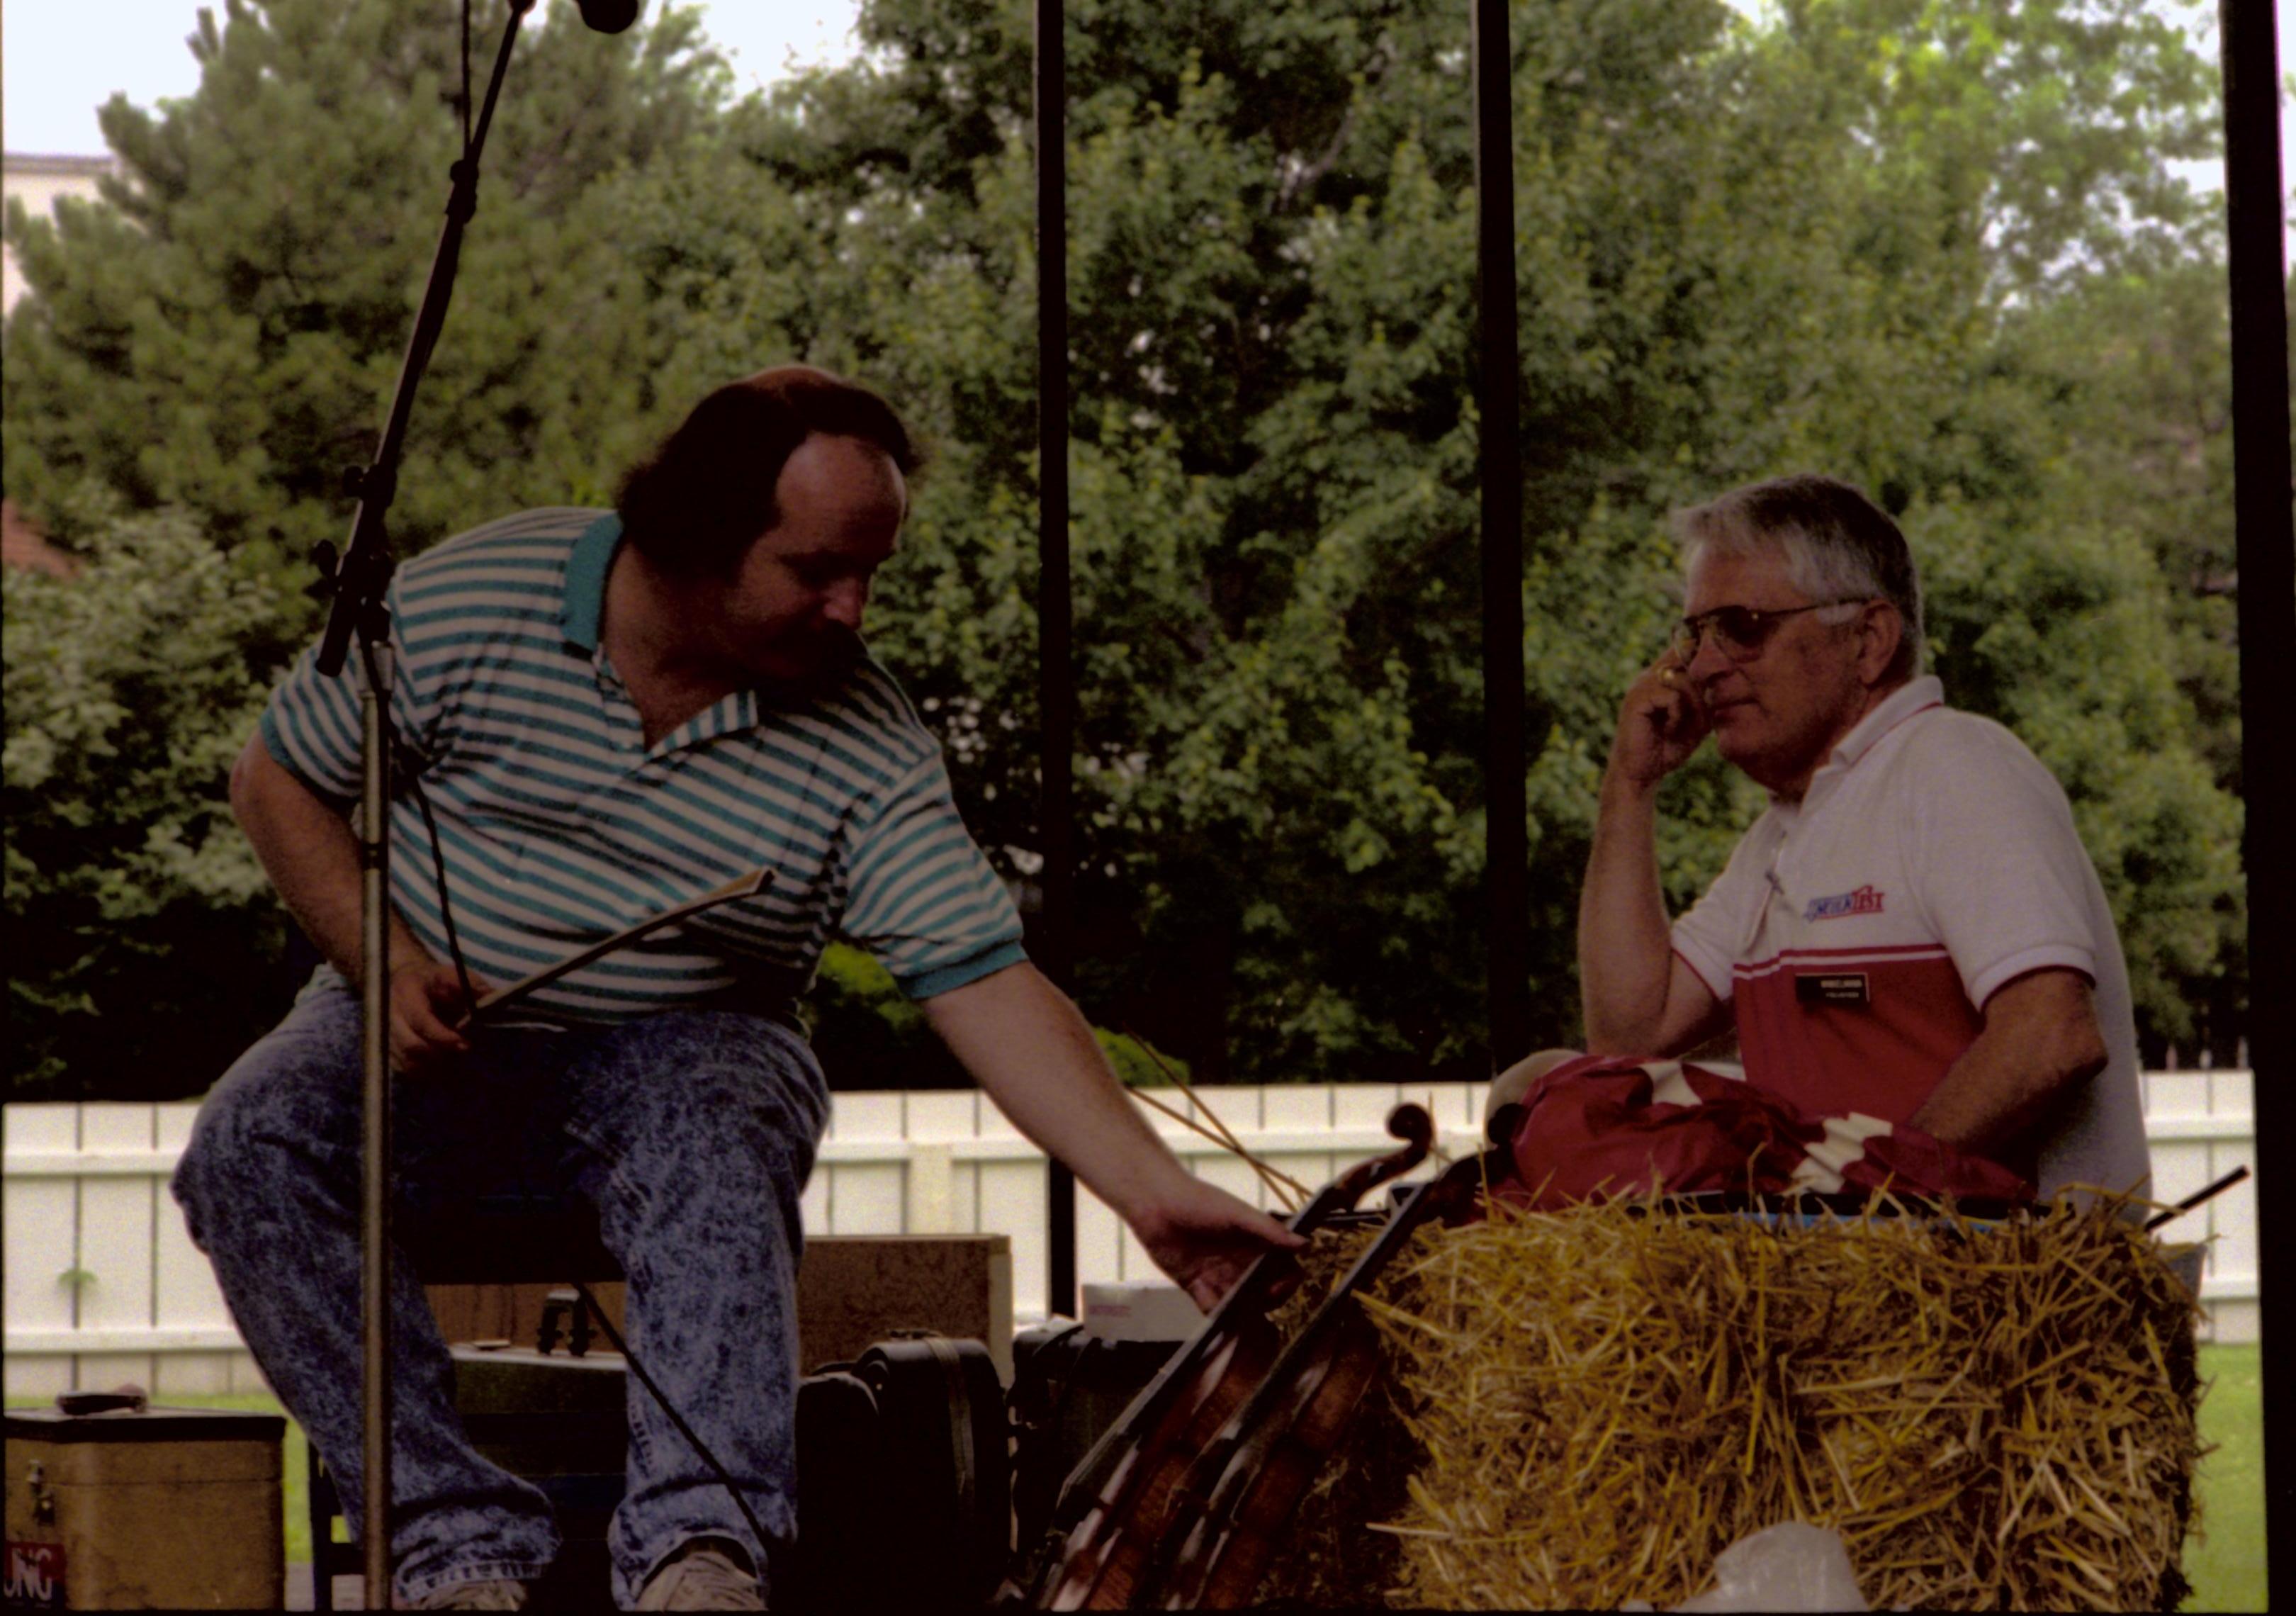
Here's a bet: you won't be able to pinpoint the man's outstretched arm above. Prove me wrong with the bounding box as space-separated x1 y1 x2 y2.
920 960 1302 1311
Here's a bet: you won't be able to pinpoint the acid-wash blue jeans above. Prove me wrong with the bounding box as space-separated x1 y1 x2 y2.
170 983 828 1607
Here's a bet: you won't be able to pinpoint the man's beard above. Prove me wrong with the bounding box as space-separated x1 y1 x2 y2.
763 622 865 694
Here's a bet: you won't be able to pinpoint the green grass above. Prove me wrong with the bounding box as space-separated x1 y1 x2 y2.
9 1345 2270 1603
2185 1344 2268 1612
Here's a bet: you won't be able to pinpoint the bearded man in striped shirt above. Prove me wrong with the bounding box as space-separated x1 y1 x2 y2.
172 367 1299 1611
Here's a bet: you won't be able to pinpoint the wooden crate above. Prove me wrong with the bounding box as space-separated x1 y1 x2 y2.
5 1406 284 1610
423 1233 1016 1384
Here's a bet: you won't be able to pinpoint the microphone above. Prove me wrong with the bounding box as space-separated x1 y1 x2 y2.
577 0 639 32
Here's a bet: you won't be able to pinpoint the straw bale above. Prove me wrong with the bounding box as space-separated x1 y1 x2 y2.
1314 1197 2206 1612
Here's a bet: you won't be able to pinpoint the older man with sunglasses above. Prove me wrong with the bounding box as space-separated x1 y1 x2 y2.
1571 473 2151 1208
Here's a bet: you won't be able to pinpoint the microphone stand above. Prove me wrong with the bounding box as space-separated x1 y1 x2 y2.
307 1 535 1599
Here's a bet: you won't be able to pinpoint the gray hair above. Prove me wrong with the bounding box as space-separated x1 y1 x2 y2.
1672 473 1925 680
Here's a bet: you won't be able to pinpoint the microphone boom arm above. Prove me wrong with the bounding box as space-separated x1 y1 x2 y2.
315 0 536 675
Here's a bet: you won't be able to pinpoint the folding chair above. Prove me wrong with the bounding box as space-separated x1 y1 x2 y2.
309 1190 625 1611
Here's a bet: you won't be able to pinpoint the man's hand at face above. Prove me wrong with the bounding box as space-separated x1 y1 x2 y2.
1606 654 1711 793
388 957 488 1075
1130 1176 1307 1313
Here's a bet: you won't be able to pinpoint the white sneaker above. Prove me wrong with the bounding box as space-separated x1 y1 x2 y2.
634 1541 765 1611
399 1580 529 1611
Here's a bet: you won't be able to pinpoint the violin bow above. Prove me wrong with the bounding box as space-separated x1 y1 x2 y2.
464 866 774 1021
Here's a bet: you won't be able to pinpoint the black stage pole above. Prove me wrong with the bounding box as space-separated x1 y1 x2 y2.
308 1 536 1596
1035 0 1079 1322
1473 0 1531 1072
2215 1 2293 1604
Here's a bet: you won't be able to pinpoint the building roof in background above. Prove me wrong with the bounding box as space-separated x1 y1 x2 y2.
4 153 120 179
4 152 122 315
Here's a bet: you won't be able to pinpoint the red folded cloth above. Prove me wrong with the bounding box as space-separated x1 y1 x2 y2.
1495 1053 2032 1211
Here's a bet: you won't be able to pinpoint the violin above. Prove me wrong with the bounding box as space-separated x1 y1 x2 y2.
1148 1109 1524 1610
1014 1104 1437 1610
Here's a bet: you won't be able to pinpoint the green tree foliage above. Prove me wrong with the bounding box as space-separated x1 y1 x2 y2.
807 941 1186 1087
1 0 2246 1094
2 0 731 611
1922 504 2241 1048
3 505 298 1099
716 0 2241 1076
806 941 972 1089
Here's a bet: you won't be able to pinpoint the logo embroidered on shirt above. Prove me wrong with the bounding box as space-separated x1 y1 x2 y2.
1803 885 1885 922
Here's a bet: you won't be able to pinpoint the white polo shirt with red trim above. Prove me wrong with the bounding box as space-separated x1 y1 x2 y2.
1670 675 2150 1203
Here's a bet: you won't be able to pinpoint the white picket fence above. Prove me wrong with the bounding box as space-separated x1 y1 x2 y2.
1 1070 2261 1398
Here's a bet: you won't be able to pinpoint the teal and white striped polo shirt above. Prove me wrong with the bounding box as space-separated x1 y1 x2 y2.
261 507 1027 1026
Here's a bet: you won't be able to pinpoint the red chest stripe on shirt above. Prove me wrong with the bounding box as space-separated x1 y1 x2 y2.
1735 946 1954 983
1731 953 1997 1150
1738 941 1954 971
1770 942 1954 961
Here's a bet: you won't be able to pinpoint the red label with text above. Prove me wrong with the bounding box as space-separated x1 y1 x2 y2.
4 1543 67 1610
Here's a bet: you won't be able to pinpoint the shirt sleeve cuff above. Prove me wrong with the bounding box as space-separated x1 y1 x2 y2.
896 940 1030 1001
259 710 356 807
1670 937 1733 1005
1966 944 2097 1011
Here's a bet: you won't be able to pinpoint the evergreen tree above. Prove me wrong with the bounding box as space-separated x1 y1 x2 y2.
3 0 730 618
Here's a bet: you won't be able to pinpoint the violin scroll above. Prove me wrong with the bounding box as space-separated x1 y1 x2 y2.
1388 1101 1436 1152
1312 1103 1433 1218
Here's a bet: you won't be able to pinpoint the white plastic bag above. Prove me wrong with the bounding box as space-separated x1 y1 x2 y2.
1624 1522 1870 1612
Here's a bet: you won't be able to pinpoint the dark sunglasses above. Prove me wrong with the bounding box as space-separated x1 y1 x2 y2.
1668 599 1869 663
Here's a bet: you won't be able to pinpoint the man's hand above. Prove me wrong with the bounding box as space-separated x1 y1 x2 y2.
1605 653 1710 792
919 962 1310 1313
231 736 492 1073
1578 656 1731 1057
388 957 485 1075
1128 1175 1305 1313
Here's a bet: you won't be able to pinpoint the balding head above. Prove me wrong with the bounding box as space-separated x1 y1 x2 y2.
617 366 920 580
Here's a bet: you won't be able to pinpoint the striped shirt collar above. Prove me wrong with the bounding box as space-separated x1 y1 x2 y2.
561 512 623 653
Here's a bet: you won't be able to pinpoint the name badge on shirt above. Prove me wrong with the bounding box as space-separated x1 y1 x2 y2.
1794 972 1870 1009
